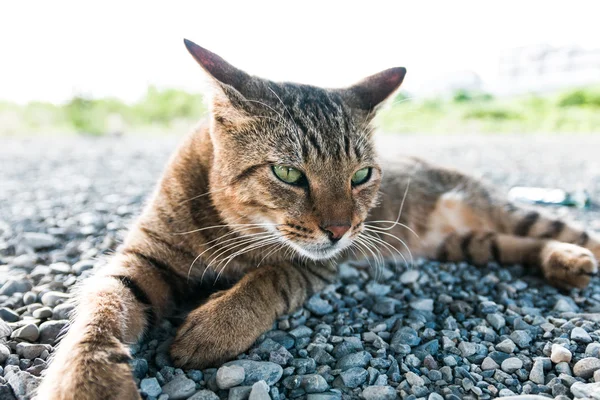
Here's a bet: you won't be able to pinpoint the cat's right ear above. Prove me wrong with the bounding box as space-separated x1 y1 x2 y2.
184 39 251 97
341 67 407 112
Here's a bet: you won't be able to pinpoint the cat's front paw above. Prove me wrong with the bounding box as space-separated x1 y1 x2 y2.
38 335 140 400
170 296 256 369
541 242 598 289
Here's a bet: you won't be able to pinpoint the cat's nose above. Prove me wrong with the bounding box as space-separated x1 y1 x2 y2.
321 224 351 243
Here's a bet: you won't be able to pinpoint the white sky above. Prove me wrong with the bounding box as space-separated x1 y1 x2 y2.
2 0 599 104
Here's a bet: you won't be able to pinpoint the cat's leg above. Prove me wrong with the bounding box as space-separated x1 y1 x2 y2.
499 204 600 262
432 231 597 289
37 251 174 400
170 262 334 369
420 191 599 289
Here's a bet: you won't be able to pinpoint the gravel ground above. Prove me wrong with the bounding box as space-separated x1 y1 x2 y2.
1 134 600 400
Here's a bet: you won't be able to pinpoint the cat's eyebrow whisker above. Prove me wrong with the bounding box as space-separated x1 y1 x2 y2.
178 186 229 205
267 86 301 133
242 99 295 131
363 227 414 267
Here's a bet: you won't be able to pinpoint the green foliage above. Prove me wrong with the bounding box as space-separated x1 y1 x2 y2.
463 108 522 121
2 86 600 136
0 87 207 136
376 86 600 134
452 90 472 103
557 88 600 108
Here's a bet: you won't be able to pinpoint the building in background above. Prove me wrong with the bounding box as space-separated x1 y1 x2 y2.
497 44 600 95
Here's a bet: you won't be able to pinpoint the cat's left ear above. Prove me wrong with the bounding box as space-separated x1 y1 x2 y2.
340 67 406 111
184 39 252 98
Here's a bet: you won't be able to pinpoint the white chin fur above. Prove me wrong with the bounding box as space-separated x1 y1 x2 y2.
286 240 345 261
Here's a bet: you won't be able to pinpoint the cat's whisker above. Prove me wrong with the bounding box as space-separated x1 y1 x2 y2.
363 227 414 267
174 222 281 236
362 230 409 269
364 222 420 239
257 243 286 268
354 236 384 280
356 234 388 281
199 234 276 282
213 237 281 283
187 230 276 281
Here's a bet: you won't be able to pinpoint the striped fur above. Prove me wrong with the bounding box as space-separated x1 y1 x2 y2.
38 41 600 399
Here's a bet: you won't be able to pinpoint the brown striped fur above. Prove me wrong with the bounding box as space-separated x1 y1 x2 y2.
37 40 599 399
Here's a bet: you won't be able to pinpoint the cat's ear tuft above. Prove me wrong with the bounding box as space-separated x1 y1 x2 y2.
343 67 407 111
184 39 250 92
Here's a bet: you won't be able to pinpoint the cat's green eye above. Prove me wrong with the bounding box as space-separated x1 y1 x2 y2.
351 167 372 186
273 165 305 185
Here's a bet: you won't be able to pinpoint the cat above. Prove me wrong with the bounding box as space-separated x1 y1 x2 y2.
37 39 599 399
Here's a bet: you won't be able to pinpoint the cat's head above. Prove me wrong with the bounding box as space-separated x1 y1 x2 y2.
185 39 405 261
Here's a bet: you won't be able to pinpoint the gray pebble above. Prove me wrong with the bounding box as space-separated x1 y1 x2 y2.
501 357 523 373
52 303 75 320
486 313 506 330
0 279 32 296
140 377 162 397
339 367 368 388
0 319 13 338
11 324 39 342
301 374 328 393
410 298 433 312
574 357 600 379
571 327 592 343
161 375 196 400
216 365 245 389
41 291 71 307
529 359 545 384
228 386 253 400
306 295 333 316
509 330 532 348
16 343 50 360
225 360 283 386
72 259 95 275
335 351 372 370
496 339 516 353
22 232 57 249
39 320 68 345
405 371 424 386
0 344 10 363
481 357 499 371
586 343 600 358
6 371 41 399
0 308 19 323
249 380 270 400
399 270 419 284
32 307 53 319
361 385 397 400
188 389 220 400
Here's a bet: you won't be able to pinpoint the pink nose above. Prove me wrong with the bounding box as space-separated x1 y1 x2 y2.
322 224 351 241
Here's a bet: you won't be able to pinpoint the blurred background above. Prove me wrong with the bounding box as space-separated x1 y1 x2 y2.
1 0 599 136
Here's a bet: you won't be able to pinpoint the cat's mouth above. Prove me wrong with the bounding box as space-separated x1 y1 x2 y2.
283 237 351 261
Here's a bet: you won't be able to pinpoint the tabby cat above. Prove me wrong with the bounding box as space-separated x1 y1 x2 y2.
38 39 599 399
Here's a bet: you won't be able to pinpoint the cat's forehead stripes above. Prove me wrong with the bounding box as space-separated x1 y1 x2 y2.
266 83 371 163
